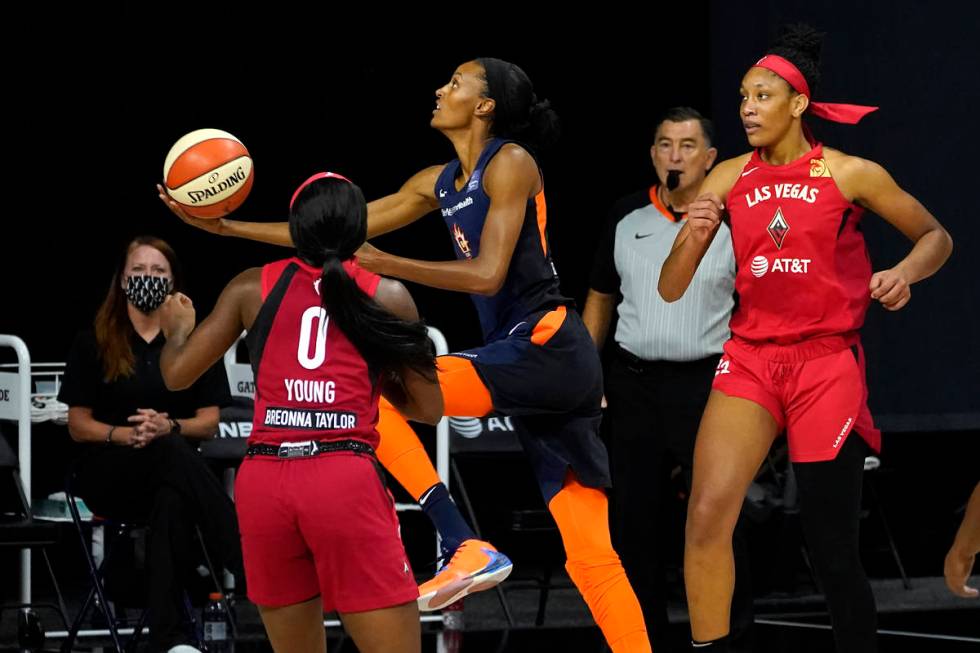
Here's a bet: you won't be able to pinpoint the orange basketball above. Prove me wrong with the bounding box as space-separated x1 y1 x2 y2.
163 129 254 218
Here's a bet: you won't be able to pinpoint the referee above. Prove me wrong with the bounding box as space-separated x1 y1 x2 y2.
583 107 751 651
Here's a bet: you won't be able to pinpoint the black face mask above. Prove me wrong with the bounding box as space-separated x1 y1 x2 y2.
124 275 173 314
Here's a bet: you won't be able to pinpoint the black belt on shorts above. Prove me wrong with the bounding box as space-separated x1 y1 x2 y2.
245 439 376 459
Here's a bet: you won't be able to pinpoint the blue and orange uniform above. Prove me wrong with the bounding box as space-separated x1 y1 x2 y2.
431 138 610 497
378 138 650 652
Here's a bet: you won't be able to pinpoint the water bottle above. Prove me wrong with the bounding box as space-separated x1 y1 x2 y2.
17 608 44 651
439 599 463 653
202 592 232 652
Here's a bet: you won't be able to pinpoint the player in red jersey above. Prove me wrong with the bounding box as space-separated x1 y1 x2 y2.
659 26 952 653
158 173 442 653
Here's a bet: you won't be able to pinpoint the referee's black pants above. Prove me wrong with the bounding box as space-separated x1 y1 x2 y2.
605 346 754 652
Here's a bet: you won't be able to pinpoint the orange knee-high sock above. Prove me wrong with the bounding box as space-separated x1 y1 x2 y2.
376 396 478 554
375 356 493 552
375 355 492 501
548 474 651 653
376 397 441 501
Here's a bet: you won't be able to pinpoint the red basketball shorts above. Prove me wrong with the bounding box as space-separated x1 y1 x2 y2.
235 452 418 611
712 334 881 462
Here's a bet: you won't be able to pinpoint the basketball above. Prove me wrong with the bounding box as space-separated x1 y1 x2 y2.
163 128 254 218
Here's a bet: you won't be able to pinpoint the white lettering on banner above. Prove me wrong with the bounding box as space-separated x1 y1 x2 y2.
0 373 21 420
218 421 253 439
486 416 515 432
745 184 819 208
226 364 255 399
263 407 357 430
284 379 336 403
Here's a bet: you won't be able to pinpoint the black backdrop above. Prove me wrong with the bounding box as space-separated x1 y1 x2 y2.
2 1 977 430
709 0 980 430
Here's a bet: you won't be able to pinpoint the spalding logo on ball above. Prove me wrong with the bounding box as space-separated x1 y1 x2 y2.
163 128 254 218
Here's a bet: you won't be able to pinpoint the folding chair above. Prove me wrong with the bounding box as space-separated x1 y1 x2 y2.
0 432 70 650
60 467 221 653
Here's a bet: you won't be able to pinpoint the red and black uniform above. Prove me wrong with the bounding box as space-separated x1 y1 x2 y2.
713 143 881 461
235 257 417 610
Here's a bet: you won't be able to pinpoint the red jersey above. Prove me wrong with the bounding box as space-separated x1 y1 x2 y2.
726 143 872 344
245 257 383 447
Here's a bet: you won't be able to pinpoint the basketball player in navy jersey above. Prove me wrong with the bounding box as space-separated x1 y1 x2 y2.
659 26 952 652
158 173 440 653
161 58 651 652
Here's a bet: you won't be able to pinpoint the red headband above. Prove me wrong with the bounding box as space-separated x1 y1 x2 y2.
753 55 878 124
289 171 353 210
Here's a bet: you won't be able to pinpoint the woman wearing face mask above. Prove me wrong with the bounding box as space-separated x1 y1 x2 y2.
58 235 244 653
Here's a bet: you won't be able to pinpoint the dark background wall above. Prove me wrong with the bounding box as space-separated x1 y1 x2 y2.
5 8 716 361
3 2 975 429
0 1 977 602
709 0 980 430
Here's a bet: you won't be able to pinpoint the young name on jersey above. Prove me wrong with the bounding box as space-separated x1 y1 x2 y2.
284 378 336 403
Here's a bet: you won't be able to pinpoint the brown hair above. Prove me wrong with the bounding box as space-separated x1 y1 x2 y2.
94 236 182 381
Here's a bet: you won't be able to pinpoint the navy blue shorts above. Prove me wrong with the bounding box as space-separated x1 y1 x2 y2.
447 306 610 502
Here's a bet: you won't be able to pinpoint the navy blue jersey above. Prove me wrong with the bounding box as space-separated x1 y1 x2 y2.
435 138 568 342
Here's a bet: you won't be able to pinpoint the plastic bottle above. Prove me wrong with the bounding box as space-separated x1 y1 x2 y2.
440 599 464 653
202 592 231 652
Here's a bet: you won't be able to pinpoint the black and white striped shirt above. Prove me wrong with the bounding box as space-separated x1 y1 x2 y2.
590 185 735 362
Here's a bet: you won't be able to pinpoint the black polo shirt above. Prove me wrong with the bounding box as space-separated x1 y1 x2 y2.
58 329 231 430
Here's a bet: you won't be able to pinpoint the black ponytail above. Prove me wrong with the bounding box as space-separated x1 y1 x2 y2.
290 177 436 380
477 57 561 151
770 23 825 94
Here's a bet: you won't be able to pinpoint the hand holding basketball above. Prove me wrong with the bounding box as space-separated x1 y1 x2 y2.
157 184 224 235
162 128 253 219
